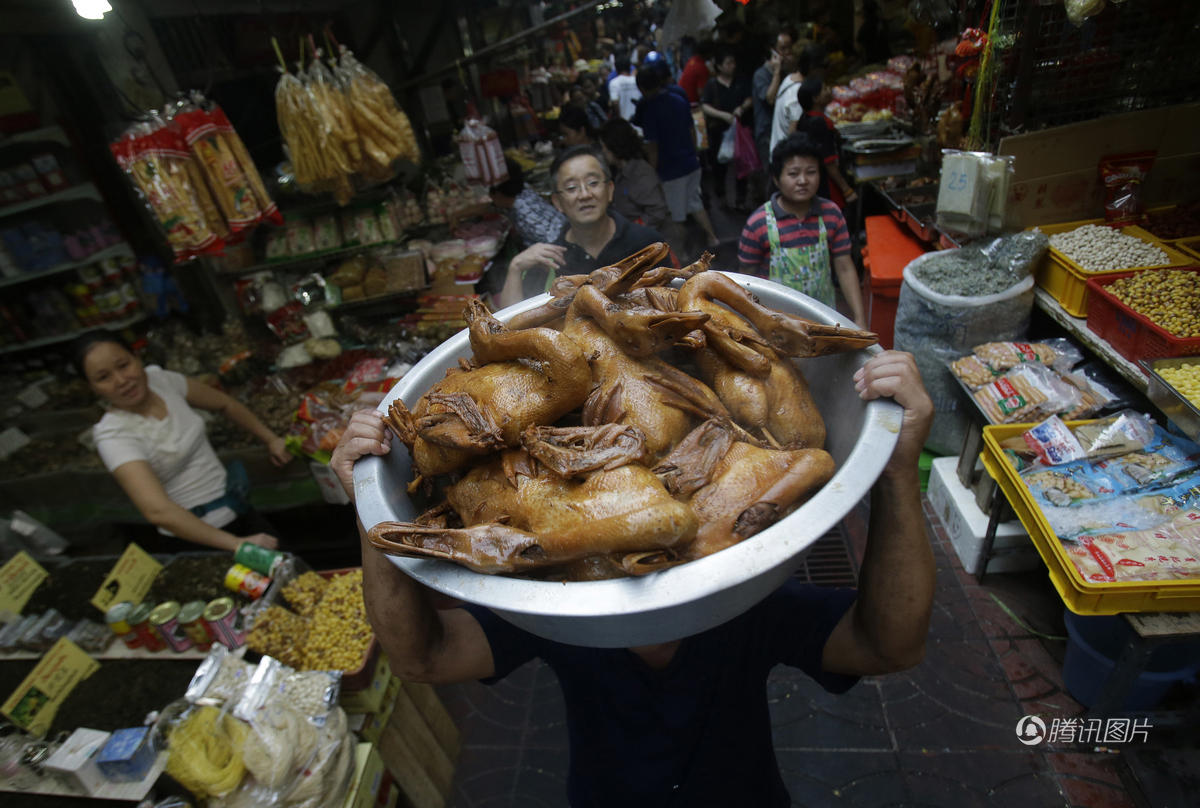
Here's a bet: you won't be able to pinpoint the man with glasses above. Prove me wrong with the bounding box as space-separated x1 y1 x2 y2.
498 144 668 306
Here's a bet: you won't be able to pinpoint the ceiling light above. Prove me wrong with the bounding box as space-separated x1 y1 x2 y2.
72 0 113 20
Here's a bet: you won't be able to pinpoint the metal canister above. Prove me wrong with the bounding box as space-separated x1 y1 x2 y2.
149 601 192 653
178 600 213 651
234 542 285 577
203 597 244 649
128 602 165 652
104 601 141 650
224 563 270 600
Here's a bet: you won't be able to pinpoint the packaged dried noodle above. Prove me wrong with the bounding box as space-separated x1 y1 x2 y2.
338 46 420 174
110 122 227 262
176 106 264 234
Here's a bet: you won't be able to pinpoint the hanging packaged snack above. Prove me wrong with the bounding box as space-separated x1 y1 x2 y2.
274 53 353 205
110 122 228 263
456 115 508 187
1098 151 1155 226
336 46 420 178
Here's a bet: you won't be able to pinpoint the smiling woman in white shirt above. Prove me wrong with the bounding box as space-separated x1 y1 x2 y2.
75 330 293 552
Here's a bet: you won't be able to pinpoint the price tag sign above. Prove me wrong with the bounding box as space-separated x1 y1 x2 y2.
91 543 162 613
0 551 48 616
1 637 99 737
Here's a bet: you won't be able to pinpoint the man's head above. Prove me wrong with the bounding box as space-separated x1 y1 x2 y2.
559 105 593 146
715 49 736 79
635 65 662 97
770 134 824 206
615 55 632 75
490 158 525 208
550 145 614 227
795 78 824 113
781 41 813 78
776 27 798 58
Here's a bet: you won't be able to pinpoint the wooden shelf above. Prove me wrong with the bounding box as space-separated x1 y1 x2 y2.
0 182 101 220
0 242 133 290
1033 288 1148 393
0 312 149 356
0 125 69 149
0 751 167 801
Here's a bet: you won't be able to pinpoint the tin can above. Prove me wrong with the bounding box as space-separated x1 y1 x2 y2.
104 601 141 650
224 563 270 600
178 600 213 651
234 542 285 577
149 601 192 653
203 597 244 649
128 602 165 652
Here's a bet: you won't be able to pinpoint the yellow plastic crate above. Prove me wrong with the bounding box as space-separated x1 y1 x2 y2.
1176 236 1200 263
1031 219 1193 318
980 421 1200 615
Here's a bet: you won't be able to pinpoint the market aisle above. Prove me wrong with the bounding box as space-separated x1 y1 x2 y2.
436 497 1174 807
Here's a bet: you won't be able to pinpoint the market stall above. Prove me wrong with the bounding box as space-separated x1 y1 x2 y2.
0 545 458 807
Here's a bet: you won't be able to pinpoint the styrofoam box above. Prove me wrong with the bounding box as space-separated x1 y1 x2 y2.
928 456 1038 575
44 727 111 795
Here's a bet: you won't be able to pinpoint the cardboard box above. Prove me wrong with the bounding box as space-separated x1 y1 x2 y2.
1000 102 1200 229
342 742 386 808
928 456 1037 575
359 675 402 744
340 653 391 714
44 727 110 794
95 726 156 783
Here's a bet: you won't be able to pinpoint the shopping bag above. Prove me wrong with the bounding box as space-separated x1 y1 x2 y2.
733 120 762 179
717 125 736 164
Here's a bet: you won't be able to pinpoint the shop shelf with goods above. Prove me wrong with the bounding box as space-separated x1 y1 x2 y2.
980 420 1200 615
1031 219 1191 318
1084 267 1200 369
0 126 148 356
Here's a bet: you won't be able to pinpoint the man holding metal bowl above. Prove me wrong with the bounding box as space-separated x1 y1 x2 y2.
331 342 934 808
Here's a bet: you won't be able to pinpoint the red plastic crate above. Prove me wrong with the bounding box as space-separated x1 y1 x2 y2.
1085 267 1200 368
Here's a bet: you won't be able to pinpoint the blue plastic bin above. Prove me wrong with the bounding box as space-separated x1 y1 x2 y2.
1062 609 1200 711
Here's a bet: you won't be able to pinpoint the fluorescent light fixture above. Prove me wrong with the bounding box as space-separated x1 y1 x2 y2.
72 0 113 20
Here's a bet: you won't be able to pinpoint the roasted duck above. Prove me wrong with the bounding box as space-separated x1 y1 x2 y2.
368 253 877 579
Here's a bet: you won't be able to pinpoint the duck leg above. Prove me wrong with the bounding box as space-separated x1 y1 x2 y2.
679 271 877 357
415 392 504 452
368 521 554 574
571 284 710 358
521 423 647 478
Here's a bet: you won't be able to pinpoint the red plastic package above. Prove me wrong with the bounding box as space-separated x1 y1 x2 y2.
1098 151 1155 226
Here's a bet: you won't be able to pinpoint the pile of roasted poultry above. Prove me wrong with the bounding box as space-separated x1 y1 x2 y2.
367 244 878 580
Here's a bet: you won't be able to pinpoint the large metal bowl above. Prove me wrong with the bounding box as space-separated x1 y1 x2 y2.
354 273 901 647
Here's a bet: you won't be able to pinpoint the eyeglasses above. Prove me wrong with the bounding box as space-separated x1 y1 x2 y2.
555 176 610 197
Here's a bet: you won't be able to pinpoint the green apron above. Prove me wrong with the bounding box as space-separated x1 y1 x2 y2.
764 201 836 308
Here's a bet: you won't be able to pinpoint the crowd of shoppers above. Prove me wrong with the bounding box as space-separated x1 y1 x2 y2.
498 10 871 328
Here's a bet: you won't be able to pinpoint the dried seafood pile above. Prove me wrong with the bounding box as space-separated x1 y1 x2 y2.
368 244 877 580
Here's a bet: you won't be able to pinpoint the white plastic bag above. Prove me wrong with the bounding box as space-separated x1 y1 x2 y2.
717 125 736 164
893 252 1036 454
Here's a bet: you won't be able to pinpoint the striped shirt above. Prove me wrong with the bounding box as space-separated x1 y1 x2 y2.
738 195 851 276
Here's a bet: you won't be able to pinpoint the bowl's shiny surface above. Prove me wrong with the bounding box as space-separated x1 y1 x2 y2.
354 273 901 647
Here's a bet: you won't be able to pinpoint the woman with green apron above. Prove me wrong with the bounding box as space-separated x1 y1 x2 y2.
738 134 867 329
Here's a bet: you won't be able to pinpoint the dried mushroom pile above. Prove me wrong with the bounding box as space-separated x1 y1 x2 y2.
368 244 878 580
